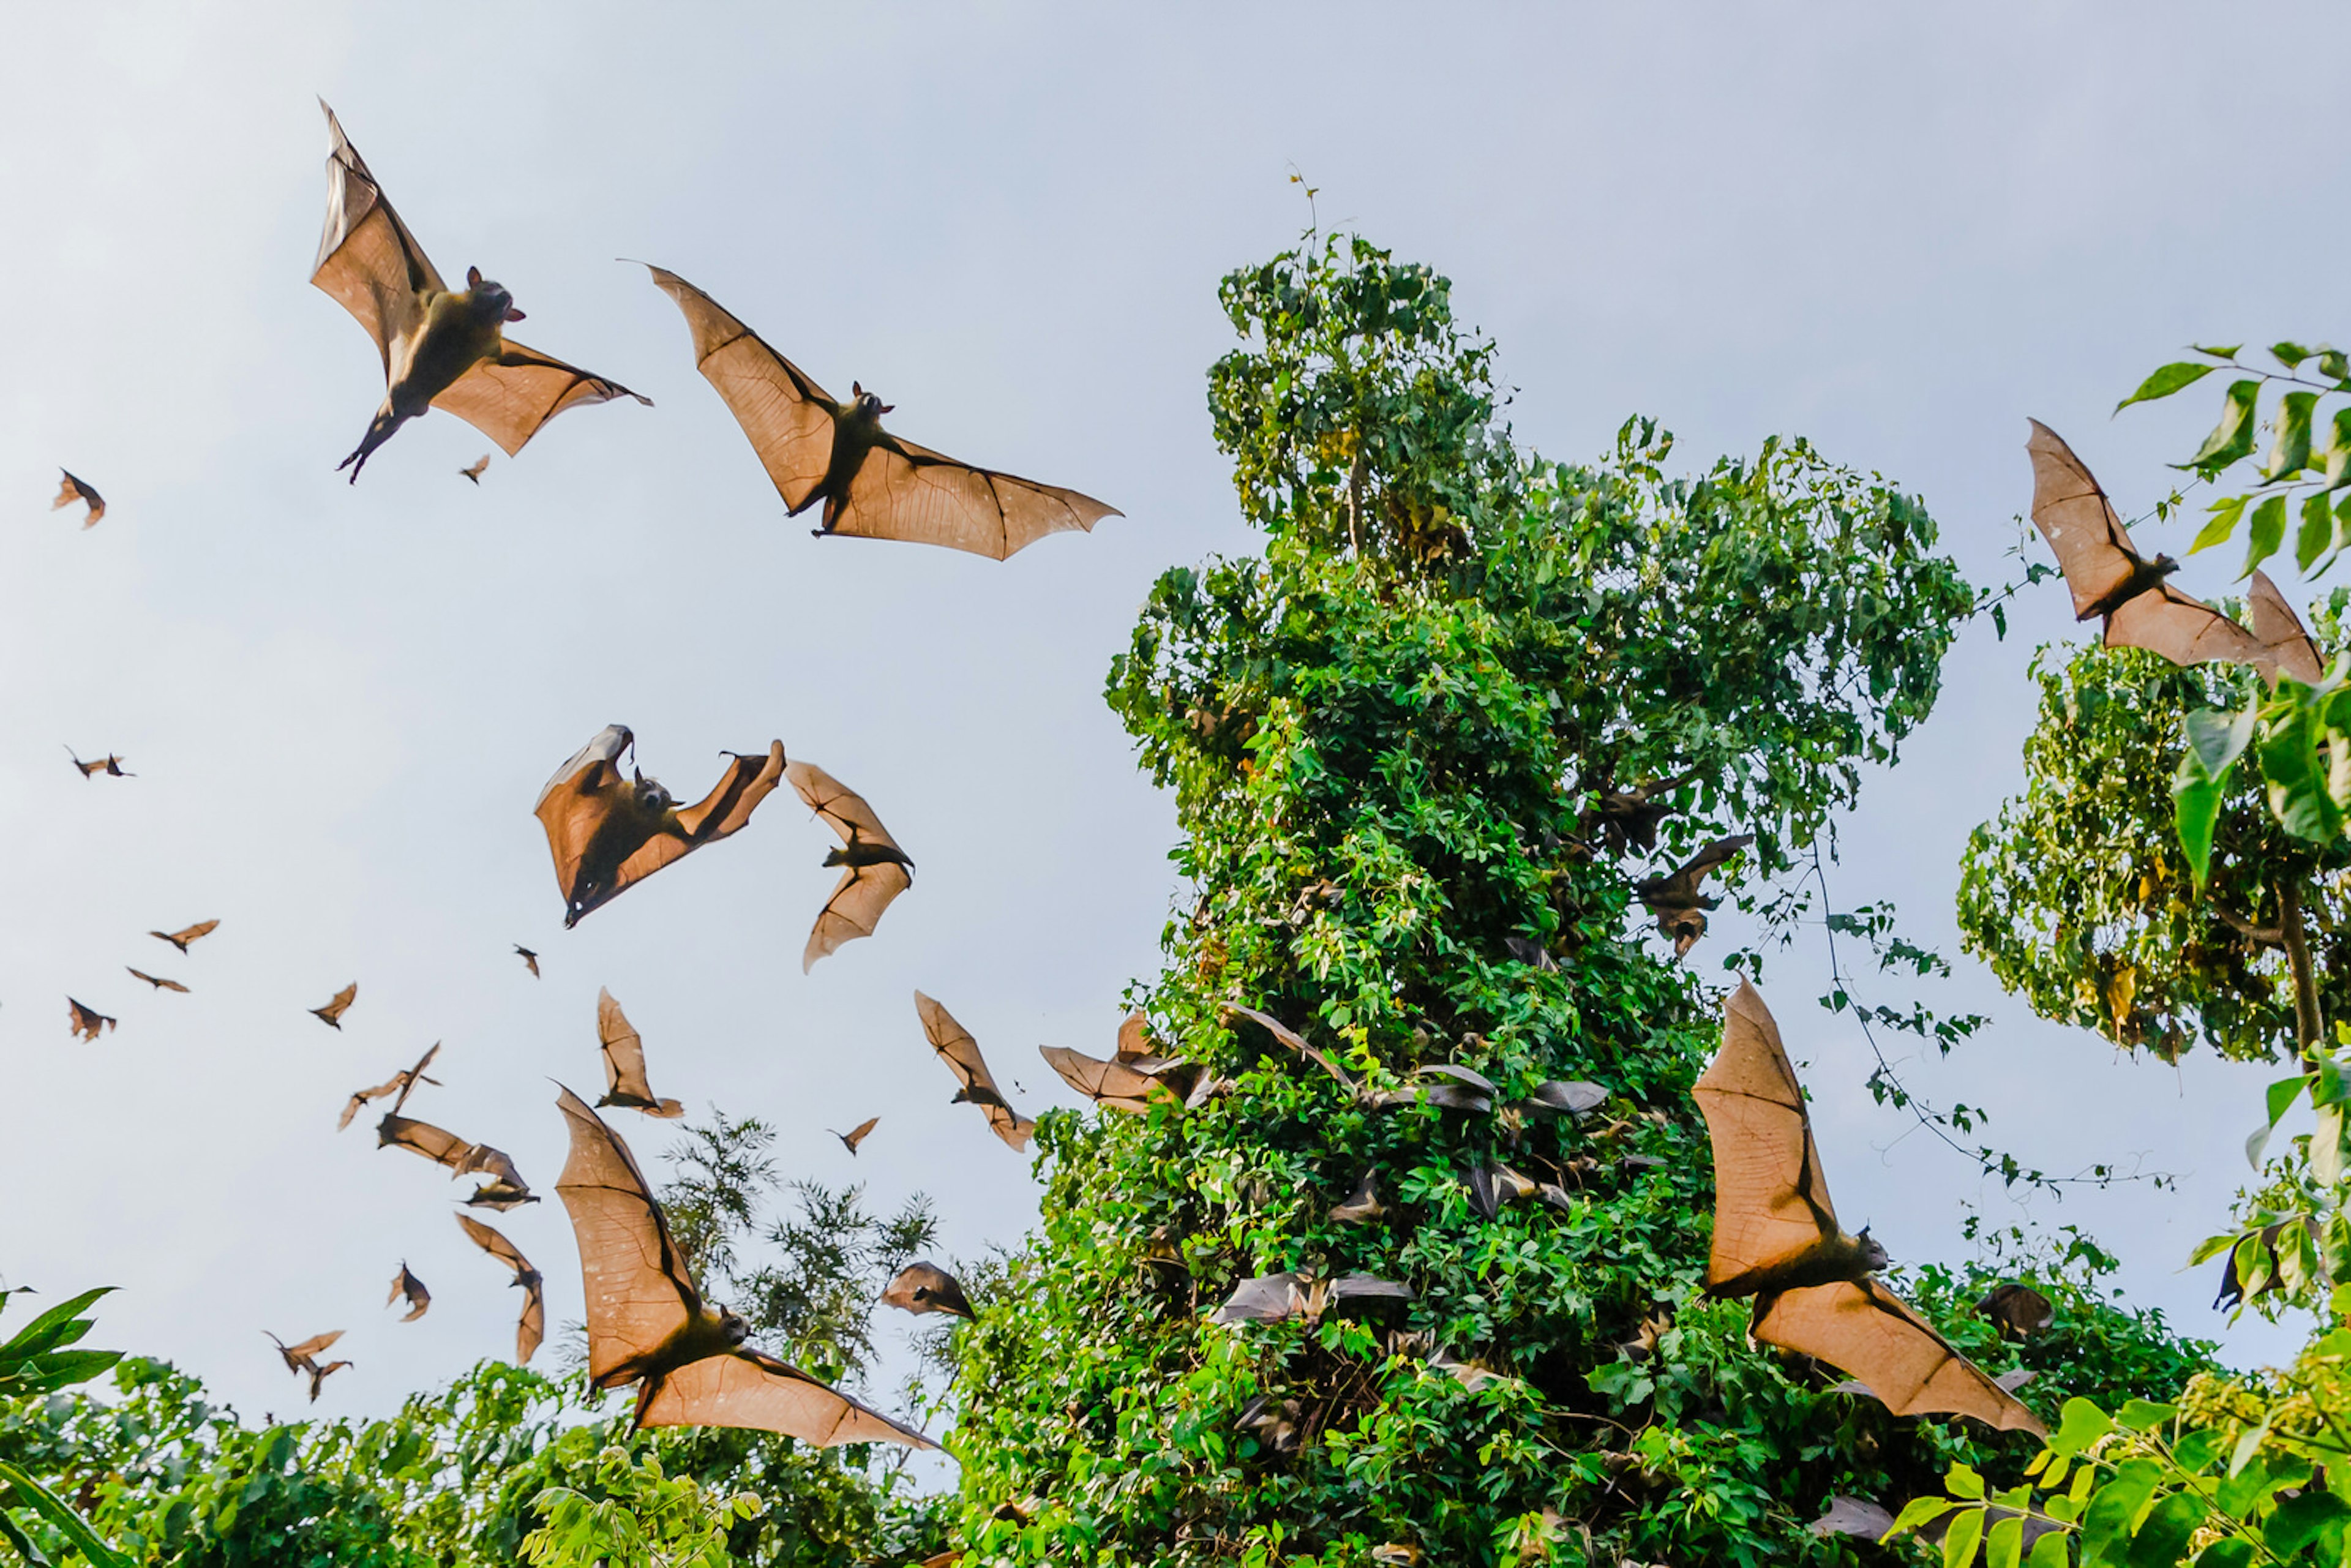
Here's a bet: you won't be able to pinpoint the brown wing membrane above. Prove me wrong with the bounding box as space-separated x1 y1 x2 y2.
830 435 1121 560
637 1346 934 1448
52 470 104 527
832 1116 879 1154
607 743 788 907
597 989 684 1117
914 991 1035 1150
553 1085 700 1384
1754 1278 2044 1435
458 1214 544 1364
643 266 841 512
2104 582 2267 666
378 1114 476 1169
1692 981 1839 1289
1040 1043 1172 1113
803 862 913 972
312 983 357 1027
152 920 218 953
388 1264 430 1322
2247 569 2328 685
2027 419 2155 621
312 101 443 368
431 342 651 457
787 760 913 971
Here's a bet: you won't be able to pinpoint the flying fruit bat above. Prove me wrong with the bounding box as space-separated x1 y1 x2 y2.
534 726 786 927
1694 981 2044 1435
50 470 103 527
786 761 913 972
1635 834 1755 958
311 983 357 1029
465 1179 541 1211
460 454 491 484
828 1116 879 1155
312 104 647 481
124 969 187 993
376 1114 531 1202
388 1263 430 1322
552 1084 935 1446
266 1328 342 1375
1977 1281 2055 1339
914 992 1035 1151
595 989 684 1118
642 266 1121 560
149 920 217 954
1580 770 1699 856
305 1358 353 1402
881 1261 975 1319
457 1214 544 1364
340 1042 441 1131
514 945 539 977
66 748 131 778
66 999 114 1041
1038 1041 1180 1114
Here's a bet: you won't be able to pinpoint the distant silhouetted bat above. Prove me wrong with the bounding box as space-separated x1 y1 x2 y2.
65 748 131 779
66 999 114 1042
310 983 357 1028
340 1042 441 1130
312 103 647 481
457 1214 544 1365
786 761 912 971
915 992 1035 1151
460 454 491 484
465 1178 541 1211
643 266 1120 560
51 470 104 528
514 945 539 977
124 968 187 993
149 920 218 954
534 726 786 926
306 1358 353 1402
1977 1281 2055 1339
1694 981 2042 1434
266 1328 343 1378
388 1263 430 1322
552 1084 934 1444
829 1116 879 1155
596 989 684 1118
1581 770 1698 855
882 1262 975 1319
1635 834 1754 958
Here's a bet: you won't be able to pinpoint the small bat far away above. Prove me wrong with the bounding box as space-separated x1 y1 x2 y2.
1693 980 2044 1434
149 920 218 954
66 999 114 1042
266 1329 348 1400
311 103 648 481
1634 834 1755 958
787 760 912 971
534 725 786 926
829 1116 879 1156
514 945 539 978
124 968 187 993
915 992 1035 1151
376 1111 535 1209
339 1041 440 1130
388 1262 430 1322
50 470 104 527
553 1084 934 1446
881 1261 974 1320
460 454 491 484
457 1214 544 1365
2028 421 2325 684
311 983 357 1028
642 265 1120 560
596 989 684 1118
65 748 130 779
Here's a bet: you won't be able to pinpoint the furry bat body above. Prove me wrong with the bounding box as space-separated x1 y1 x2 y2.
66 999 114 1041
534 726 786 926
1635 834 1754 958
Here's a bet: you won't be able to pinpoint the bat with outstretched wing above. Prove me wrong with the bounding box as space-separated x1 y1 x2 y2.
1039 1041 1178 1114
456 1214 544 1365
376 1114 532 1207
914 992 1035 1151
829 1116 879 1155
534 726 786 926
51 470 103 528
124 969 187 993
150 920 217 954
785 760 912 971
514 945 539 977
66 999 114 1042
66 749 130 778
882 1261 975 1319
266 1329 342 1376
1695 981 2043 1434
312 103 647 480
311 983 357 1029
388 1262 430 1322
1634 834 1754 958
643 265 1120 560
2246 569 2328 685
552 1084 934 1445
306 1359 353 1402
340 1042 441 1130
460 454 491 484
596 989 683 1117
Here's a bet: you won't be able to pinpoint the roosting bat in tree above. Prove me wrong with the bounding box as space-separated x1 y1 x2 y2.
642 266 1120 560
829 1116 879 1156
312 103 647 481
457 1214 544 1365
66 999 114 1042
534 726 787 926
596 989 684 1118
1693 981 2043 1434
124 969 187 993
914 992 1035 1151
388 1262 430 1322
311 983 357 1029
340 1042 441 1130
552 1085 934 1445
66 749 130 779
1581 769 1699 856
149 920 218 954
459 454 490 484
785 760 912 971
1977 1281 2055 1339
514 945 539 977
882 1262 975 1320
50 470 103 528
1635 834 1754 958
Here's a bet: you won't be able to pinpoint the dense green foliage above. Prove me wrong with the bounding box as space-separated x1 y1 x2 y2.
942 233 2208 1566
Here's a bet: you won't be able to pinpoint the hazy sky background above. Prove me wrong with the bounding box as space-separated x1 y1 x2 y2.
3 4 2340 1444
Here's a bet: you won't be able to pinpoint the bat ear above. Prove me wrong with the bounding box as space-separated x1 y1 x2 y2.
879 403 895 414
852 381 864 397
504 306 527 322
467 265 484 288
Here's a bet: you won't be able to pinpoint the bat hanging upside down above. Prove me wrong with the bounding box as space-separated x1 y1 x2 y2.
311 103 648 481
534 726 786 926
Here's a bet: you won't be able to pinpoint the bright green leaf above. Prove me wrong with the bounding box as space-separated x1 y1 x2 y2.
2185 380 2263 473
2242 492 2288 576
2266 389 2319 478
2117 361 2218 411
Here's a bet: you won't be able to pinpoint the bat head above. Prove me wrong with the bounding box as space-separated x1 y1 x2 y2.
463 266 525 323
849 381 895 418
1855 1226 1890 1271
715 1308 751 1346
629 771 676 814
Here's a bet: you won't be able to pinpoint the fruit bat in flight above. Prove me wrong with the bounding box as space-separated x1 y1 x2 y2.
534 726 786 927
1635 834 1754 958
50 470 103 528
1041 1011 1198 1112
786 760 912 972
124 968 188 993
340 1042 441 1130
306 1359 353 1401
460 454 491 484
829 1116 879 1155
643 266 1120 560
66 999 114 1042
66 748 130 779
552 1084 934 1445
150 920 218 954
312 104 647 481
914 992 1035 1151
2028 422 2323 684
388 1262 430 1322
596 989 684 1118
377 1113 532 1204
311 983 357 1028
457 1214 544 1364
1693 981 2043 1434
514 944 539 977
266 1328 344 1400
882 1261 975 1320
